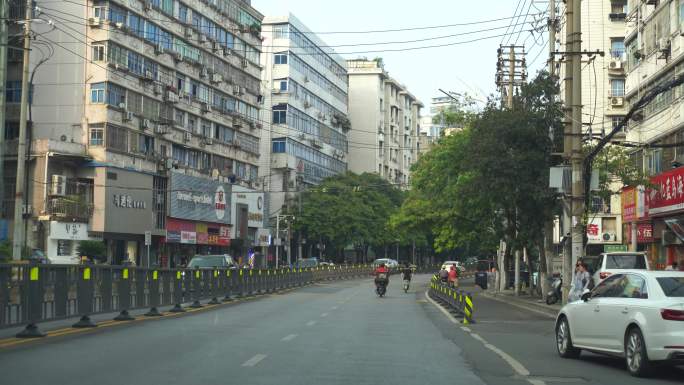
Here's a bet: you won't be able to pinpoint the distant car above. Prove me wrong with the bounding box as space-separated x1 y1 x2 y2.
294 258 319 268
591 252 649 285
187 254 237 269
555 271 684 376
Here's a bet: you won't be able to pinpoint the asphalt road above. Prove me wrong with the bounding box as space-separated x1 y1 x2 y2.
0 275 682 385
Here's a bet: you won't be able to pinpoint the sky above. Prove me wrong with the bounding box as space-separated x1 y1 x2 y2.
252 0 550 112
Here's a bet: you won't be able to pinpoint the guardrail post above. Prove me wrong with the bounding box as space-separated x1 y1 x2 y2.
256 269 264 295
145 270 162 316
114 268 135 320
208 270 220 305
190 268 203 308
16 262 46 338
169 270 185 312
236 269 244 298
73 266 97 328
223 269 234 302
463 292 475 324
247 269 254 296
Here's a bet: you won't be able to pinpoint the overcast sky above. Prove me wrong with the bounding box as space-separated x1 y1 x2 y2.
252 0 549 111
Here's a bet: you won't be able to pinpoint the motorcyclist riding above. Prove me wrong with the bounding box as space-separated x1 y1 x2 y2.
374 263 390 296
401 262 412 292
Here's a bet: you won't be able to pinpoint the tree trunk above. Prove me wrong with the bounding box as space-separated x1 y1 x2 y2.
525 246 534 296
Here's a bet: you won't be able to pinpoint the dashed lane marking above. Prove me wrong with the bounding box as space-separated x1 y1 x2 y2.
241 354 267 367
281 334 298 342
320 313 329 317
424 291 545 385
306 320 317 326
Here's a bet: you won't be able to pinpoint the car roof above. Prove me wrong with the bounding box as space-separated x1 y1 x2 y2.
600 252 645 256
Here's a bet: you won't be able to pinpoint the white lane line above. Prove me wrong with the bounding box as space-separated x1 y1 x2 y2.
424 291 544 385
321 312 329 317
281 334 298 342
241 354 267 367
306 320 317 326
331 306 338 310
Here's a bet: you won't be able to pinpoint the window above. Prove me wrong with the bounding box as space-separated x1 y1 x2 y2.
90 83 105 103
676 130 684 159
107 125 128 152
6 80 22 102
272 139 286 153
656 277 684 297
178 3 188 23
612 116 623 130
174 109 185 127
4 122 19 140
188 115 197 132
610 79 625 97
127 13 144 38
646 148 662 175
90 127 104 146
611 1 627 14
274 53 288 65
278 80 288 91
93 6 106 19
108 4 126 24
92 44 105 61
273 104 287 124
611 40 625 59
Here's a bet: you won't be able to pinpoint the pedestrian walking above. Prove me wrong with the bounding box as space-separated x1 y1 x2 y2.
448 265 459 288
568 260 591 302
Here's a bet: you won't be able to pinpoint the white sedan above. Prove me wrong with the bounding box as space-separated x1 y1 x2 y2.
555 271 684 377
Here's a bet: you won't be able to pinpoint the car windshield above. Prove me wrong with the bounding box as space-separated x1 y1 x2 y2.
656 277 684 297
187 256 225 268
605 254 646 269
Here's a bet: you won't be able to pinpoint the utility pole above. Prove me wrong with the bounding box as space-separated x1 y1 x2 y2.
0 0 8 218
496 45 527 109
570 0 584 277
508 47 515 109
548 0 556 76
275 215 280 268
12 0 32 260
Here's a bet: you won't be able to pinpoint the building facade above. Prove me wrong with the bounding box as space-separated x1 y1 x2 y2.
623 0 684 269
259 14 349 222
556 0 628 255
346 59 422 188
2 0 267 265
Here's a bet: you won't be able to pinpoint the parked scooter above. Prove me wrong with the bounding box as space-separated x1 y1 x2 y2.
546 275 562 305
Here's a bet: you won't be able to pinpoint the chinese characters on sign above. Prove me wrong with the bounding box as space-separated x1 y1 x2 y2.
586 217 602 243
626 223 654 244
649 167 684 215
113 194 147 209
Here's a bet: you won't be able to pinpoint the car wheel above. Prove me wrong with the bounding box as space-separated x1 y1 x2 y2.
625 327 652 377
556 317 581 358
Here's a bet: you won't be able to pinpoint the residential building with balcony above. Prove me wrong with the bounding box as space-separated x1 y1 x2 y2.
346 59 423 188
259 14 349 220
623 0 684 269
2 0 266 265
554 0 628 254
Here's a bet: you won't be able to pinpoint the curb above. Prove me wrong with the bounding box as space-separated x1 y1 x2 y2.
479 292 558 319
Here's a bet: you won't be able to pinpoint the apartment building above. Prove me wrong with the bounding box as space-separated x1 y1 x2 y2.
346 59 423 188
556 0 628 255
260 14 350 219
623 0 684 269
2 0 269 265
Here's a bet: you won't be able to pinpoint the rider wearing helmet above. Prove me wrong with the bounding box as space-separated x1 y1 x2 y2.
401 262 412 282
374 263 390 285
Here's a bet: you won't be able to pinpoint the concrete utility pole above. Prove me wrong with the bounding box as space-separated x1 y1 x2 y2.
0 0 8 216
548 0 556 76
508 47 515 109
496 45 527 109
12 0 33 260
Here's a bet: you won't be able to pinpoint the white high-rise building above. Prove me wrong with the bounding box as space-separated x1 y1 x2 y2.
259 14 349 219
346 59 422 188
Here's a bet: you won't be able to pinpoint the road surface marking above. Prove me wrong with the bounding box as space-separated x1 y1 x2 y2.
306 320 317 326
281 334 298 342
321 312 329 317
242 354 267 367
424 291 544 385
331 306 338 310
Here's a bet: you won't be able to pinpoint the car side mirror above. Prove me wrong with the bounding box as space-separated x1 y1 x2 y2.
581 289 592 302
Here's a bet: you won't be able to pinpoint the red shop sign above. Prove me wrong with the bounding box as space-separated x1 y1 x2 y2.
626 223 654 243
649 167 684 216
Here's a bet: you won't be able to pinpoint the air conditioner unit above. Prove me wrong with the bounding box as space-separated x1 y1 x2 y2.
143 0 152 11
273 88 282 94
233 120 243 129
141 119 151 129
224 48 232 57
123 111 134 121
153 84 163 95
609 59 622 69
51 175 67 196
205 137 214 145
184 132 192 142
303 76 310 83
311 139 322 148
155 125 168 134
154 43 164 55
601 232 617 242
199 34 208 44
114 22 125 30
211 74 223 84
172 51 183 62
663 230 683 245
249 121 256 130
233 85 241 95
118 102 126 110
165 90 178 103
201 102 212 113
241 58 248 68
240 86 246 95
657 38 670 52
611 97 624 107
303 101 311 109
88 17 102 27
184 27 195 39
256 122 263 129
200 68 208 78
22 204 33 215
144 70 154 80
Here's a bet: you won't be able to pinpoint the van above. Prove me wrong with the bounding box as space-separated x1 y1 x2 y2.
591 252 649 284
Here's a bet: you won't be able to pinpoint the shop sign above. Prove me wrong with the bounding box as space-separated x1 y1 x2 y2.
113 194 147 209
622 186 649 221
166 218 229 246
649 167 684 216
604 244 628 252
586 217 602 243
626 223 654 244
232 185 265 228
169 172 231 224
49 221 90 240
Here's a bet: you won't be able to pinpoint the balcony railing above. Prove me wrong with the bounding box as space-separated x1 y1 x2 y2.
47 197 94 222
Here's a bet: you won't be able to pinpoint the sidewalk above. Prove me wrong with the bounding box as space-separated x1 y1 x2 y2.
478 289 561 318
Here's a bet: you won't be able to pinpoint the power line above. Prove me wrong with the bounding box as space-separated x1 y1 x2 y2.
502 0 526 45
514 0 535 45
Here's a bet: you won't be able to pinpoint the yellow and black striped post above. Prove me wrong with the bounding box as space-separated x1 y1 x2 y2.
463 292 475 324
